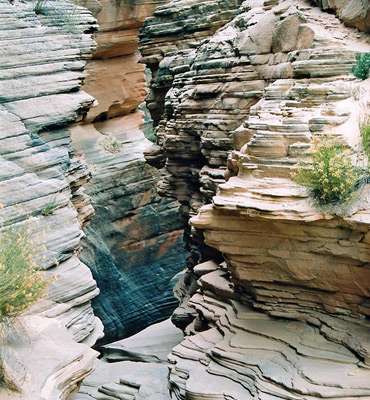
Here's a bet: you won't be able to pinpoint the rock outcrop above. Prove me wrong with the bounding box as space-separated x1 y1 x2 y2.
140 0 246 266
168 263 370 399
0 1 103 398
71 0 188 343
72 116 187 343
312 0 370 32
74 319 182 400
139 0 370 398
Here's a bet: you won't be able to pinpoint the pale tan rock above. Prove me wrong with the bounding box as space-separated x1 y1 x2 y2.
83 55 147 121
168 266 370 399
82 0 159 122
0 2 103 398
312 0 370 32
272 13 306 53
74 319 183 400
140 1 370 398
236 10 280 55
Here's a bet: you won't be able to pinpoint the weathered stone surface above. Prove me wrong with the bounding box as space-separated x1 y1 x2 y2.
0 1 102 398
73 319 183 400
71 115 187 343
168 265 370 399
139 0 370 398
139 0 244 125
141 0 370 267
312 0 370 32
70 0 188 344
82 0 163 122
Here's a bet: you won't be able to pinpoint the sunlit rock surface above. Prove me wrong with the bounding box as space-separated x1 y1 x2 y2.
139 0 370 398
83 0 164 122
0 1 102 398
141 0 370 265
312 0 370 32
169 263 370 399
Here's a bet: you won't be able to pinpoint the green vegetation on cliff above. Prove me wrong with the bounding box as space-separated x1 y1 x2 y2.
0 223 48 323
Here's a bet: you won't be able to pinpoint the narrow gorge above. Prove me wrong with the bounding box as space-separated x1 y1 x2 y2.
0 0 369 399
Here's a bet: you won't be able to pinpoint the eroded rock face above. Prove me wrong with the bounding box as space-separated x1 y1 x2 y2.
74 319 183 400
0 1 103 398
139 0 244 125
139 0 370 398
71 115 187 343
140 0 246 266
83 0 163 122
141 0 370 266
312 0 370 32
71 0 188 343
168 264 370 399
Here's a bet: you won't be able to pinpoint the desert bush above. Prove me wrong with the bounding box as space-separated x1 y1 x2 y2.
360 117 370 159
41 197 58 216
352 53 370 80
143 125 156 143
34 0 49 14
102 134 122 153
0 226 48 323
33 0 80 33
293 137 363 205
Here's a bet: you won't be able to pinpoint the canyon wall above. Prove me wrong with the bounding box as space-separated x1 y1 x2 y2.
71 0 188 343
0 2 102 398
312 0 370 32
140 0 370 398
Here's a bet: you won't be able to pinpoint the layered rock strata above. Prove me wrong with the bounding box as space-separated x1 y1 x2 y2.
139 0 243 126
139 0 370 398
74 319 183 400
0 1 103 398
141 0 370 267
140 0 246 265
72 115 187 343
82 0 163 123
168 263 370 399
312 0 370 32
71 0 187 343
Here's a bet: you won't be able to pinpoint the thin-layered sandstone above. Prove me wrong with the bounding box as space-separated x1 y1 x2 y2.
312 0 370 32
71 0 188 343
140 0 370 398
0 1 103 398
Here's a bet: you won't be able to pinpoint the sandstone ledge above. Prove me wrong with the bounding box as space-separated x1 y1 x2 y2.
0 1 102 398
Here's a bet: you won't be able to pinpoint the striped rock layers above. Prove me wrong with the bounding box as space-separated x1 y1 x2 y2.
140 0 370 398
0 2 102 398
71 0 188 343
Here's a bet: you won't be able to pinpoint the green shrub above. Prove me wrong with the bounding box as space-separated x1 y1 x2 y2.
143 125 156 143
33 0 80 33
360 117 370 159
41 197 58 216
0 226 48 323
34 0 49 14
351 53 370 80
293 137 362 205
102 134 122 153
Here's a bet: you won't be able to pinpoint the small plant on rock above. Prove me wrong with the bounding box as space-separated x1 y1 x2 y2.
360 117 370 159
143 125 156 143
102 134 122 153
352 53 370 80
34 0 49 14
0 226 48 323
293 137 363 205
41 197 58 216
